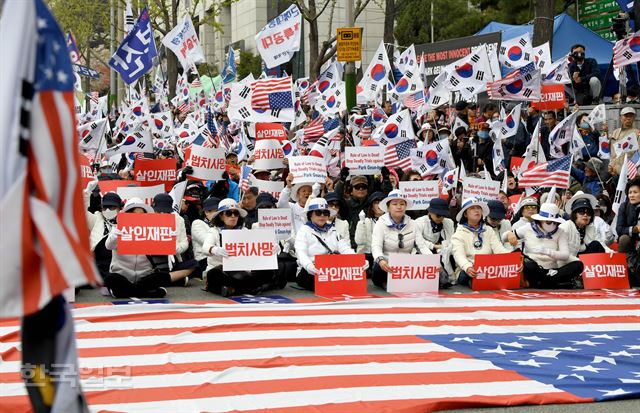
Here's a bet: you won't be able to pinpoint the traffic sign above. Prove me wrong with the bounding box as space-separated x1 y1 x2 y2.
580 11 619 32
337 27 362 62
579 0 619 19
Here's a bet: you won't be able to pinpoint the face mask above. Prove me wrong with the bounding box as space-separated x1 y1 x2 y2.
477 131 489 139
572 52 585 60
541 222 558 233
439 133 449 140
102 209 118 220
579 122 590 129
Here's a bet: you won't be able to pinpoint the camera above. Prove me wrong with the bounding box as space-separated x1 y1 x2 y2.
611 12 630 40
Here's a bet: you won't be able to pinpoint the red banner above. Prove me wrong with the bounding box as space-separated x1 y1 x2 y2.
580 253 630 289
510 156 523 174
531 84 566 110
134 158 177 191
255 123 288 141
315 254 367 298
98 180 139 196
117 213 176 255
472 252 522 291
79 154 95 189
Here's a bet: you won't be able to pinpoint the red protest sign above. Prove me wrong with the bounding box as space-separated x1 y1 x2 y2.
473 252 522 291
79 154 95 189
117 213 176 255
510 156 524 174
98 180 139 196
580 253 630 289
531 84 566 110
315 254 367 298
508 194 522 214
134 158 177 191
255 123 288 141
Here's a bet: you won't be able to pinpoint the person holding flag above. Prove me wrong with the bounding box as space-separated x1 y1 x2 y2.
608 107 640 175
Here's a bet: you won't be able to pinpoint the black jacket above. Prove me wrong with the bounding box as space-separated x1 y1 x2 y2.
616 200 640 240
568 58 600 93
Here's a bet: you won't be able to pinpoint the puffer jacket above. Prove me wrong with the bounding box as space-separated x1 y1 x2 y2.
451 222 511 273
415 215 455 252
87 211 115 251
191 219 213 261
371 213 430 261
593 216 614 245
560 220 612 258
488 220 513 250
295 223 354 273
355 217 377 254
513 221 571 269
105 228 154 282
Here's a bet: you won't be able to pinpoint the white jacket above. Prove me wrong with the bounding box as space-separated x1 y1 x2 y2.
594 216 614 246
415 215 456 252
488 220 513 250
514 222 571 269
331 217 350 242
277 186 307 234
87 211 115 251
105 228 154 282
295 223 354 272
191 219 213 261
174 213 189 256
559 220 612 258
355 217 377 254
371 214 431 261
451 223 511 273
202 226 228 272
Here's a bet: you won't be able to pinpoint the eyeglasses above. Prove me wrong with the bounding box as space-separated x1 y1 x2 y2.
312 210 331 217
223 210 240 217
523 205 538 210
576 210 593 216
398 233 404 249
353 184 368 191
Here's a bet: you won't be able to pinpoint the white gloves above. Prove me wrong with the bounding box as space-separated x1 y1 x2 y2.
358 210 366 220
530 246 552 256
305 264 318 275
363 261 370 271
530 246 567 261
112 227 123 236
312 182 322 197
170 230 179 237
85 178 99 193
211 246 229 257
168 255 176 271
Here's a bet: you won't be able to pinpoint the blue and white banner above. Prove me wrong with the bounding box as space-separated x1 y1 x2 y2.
109 7 157 84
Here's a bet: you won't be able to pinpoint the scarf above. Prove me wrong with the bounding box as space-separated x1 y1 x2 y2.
305 221 333 233
531 221 558 239
429 216 443 233
576 224 587 244
462 221 486 248
387 213 406 230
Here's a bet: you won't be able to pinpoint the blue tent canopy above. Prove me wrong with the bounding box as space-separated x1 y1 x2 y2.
476 13 613 65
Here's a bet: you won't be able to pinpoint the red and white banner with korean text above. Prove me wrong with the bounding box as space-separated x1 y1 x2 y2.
187 146 226 181
580 253 630 289
315 254 368 298
134 158 177 191
387 253 441 293
473 252 523 291
117 213 176 255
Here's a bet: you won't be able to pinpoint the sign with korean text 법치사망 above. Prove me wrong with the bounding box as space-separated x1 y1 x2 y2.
221 229 278 271
387 253 441 293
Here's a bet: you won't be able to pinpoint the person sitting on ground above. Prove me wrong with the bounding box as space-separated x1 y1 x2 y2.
616 178 640 284
325 192 350 242
277 173 317 234
561 191 613 258
240 186 260 228
486 200 513 250
190 197 219 279
354 191 385 274
416 197 456 288
86 192 122 279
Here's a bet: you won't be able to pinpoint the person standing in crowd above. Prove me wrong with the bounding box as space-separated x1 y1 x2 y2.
572 158 605 197
355 192 386 273
609 107 640 175
540 111 558 159
190 196 219 279
86 192 122 279
560 192 612 257
576 113 600 158
294 198 359 290
476 103 498 124
451 198 511 287
568 44 602 105
510 196 540 232
277 173 316 234
506 203 584 289
616 178 640 283
371 190 430 289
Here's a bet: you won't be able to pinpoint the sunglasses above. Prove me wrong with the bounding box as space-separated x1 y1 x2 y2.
576 209 593 216
398 233 404 249
328 201 341 208
353 184 368 191
223 210 240 217
523 205 538 210
312 210 331 217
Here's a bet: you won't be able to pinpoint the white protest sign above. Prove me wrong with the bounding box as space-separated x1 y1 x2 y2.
462 177 500 203
161 16 205 69
345 146 385 175
386 253 441 293
187 146 226 181
399 181 440 210
289 156 327 184
255 4 302 68
258 208 293 240
117 184 164 205
253 179 285 200
253 138 285 169
222 229 278 271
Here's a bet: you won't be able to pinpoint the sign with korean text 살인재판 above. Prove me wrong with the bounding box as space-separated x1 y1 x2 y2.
386 253 441 293
79 154 95 189
462 177 500 203
344 146 385 175
336 27 362 62
580 253 630 289
134 158 177 192
98 180 139 197
117 212 176 255
221 228 278 271
399 181 440 210
472 252 523 291
531 84 566 111
315 254 367 298
117 184 164 206
258 208 293 241
289 156 327 184
255 122 288 141
187 146 226 181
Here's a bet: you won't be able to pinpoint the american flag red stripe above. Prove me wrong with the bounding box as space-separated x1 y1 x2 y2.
303 116 325 143
251 76 293 111
384 138 415 170
518 155 571 188
626 152 639 179
1 295 637 411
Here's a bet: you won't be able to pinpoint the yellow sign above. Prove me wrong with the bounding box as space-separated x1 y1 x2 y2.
337 27 362 62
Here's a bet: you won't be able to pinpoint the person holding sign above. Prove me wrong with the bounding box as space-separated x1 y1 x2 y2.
86 192 122 279
295 198 359 291
451 198 511 287
277 173 317 234
506 203 584 289
371 190 431 289
560 192 612 257
104 198 173 298
202 198 281 296
191 197 220 278
416 198 456 288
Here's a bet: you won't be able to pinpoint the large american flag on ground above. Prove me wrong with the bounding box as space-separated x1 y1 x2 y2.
1 293 639 412
519 155 572 188
251 76 294 111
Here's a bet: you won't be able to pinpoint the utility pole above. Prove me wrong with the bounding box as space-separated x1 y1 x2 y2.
110 0 117 107
430 1 434 43
345 0 356 111
532 0 554 53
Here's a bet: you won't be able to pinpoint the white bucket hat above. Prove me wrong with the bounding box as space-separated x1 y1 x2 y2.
290 182 313 202
456 197 490 222
304 198 332 221
122 197 153 213
211 198 247 219
379 190 413 212
532 203 565 224
564 191 598 214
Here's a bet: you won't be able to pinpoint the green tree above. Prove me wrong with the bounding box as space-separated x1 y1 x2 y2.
237 51 263 79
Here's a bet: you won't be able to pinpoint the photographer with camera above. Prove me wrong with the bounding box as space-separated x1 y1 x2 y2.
568 44 602 105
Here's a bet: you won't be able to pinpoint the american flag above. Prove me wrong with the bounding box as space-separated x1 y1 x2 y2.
204 108 220 148
360 115 373 139
519 155 572 188
1 293 639 411
177 101 189 114
303 116 340 144
627 151 640 179
87 91 99 104
385 138 416 170
403 90 425 109
191 77 202 88
239 164 253 192
251 76 294 111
